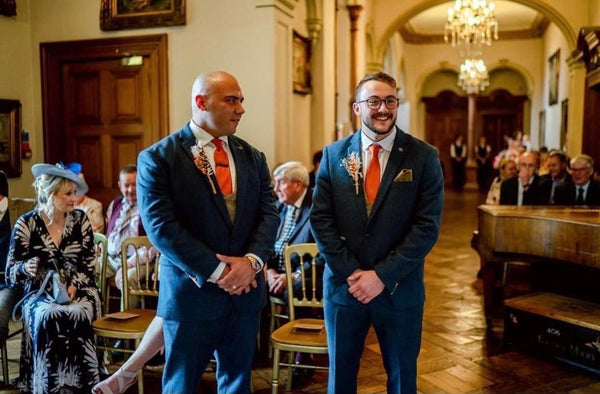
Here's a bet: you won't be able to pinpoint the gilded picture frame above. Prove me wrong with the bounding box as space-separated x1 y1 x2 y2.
292 30 312 95
548 49 560 106
560 99 569 150
538 110 546 147
100 0 186 31
0 99 22 177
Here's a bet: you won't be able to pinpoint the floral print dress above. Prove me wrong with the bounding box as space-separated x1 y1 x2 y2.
6 209 102 394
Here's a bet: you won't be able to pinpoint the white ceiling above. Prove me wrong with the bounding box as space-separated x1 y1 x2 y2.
405 0 545 38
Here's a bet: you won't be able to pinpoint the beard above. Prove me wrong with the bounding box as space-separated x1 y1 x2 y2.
361 113 397 135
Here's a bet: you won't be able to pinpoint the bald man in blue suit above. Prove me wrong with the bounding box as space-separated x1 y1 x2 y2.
137 71 279 394
311 72 444 394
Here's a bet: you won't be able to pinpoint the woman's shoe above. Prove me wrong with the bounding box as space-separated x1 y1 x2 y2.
91 367 137 394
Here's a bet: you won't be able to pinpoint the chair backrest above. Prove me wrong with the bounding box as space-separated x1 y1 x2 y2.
93 232 108 308
120 236 160 310
8 197 36 228
283 243 323 321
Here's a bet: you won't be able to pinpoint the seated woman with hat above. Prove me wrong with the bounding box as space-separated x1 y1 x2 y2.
5 162 102 394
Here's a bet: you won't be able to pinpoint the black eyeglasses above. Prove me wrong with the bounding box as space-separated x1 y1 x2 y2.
356 96 400 109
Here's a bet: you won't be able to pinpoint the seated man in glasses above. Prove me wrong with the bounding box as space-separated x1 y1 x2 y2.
553 154 600 205
500 150 551 206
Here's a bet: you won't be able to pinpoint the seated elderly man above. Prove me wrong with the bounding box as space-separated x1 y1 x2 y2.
267 161 324 388
105 164 155 308
554 154 600 205
267 161 323 298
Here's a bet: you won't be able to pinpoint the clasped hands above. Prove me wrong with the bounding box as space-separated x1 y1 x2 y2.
347 269 385 304
216 254 257 296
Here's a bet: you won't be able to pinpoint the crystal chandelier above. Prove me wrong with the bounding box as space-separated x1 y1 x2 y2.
444 0 498 50
458 58 490 94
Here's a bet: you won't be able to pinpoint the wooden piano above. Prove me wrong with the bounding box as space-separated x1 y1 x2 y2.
472 205 600 327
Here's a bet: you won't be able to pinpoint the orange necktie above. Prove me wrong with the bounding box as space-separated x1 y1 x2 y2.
365 144 381 203
212 138 233 196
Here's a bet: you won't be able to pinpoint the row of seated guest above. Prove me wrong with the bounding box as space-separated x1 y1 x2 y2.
493 150 600 206
5 163 102 394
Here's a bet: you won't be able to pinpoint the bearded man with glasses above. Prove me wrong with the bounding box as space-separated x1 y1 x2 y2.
311 72 444 394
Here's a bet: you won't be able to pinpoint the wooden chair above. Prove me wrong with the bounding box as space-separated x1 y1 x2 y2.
92 236 159 394
268 295 289 357
270 243 327 393
92 232 111 314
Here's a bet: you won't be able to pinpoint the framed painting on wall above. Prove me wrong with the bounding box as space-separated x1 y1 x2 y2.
292 30 312 95
100 0 186 31
560 99 568 150
0 99 22 177
538 110 546 148
548 49 560 106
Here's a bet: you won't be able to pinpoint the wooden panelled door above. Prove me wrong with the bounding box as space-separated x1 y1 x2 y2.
423 91 468 186
40 35 169 208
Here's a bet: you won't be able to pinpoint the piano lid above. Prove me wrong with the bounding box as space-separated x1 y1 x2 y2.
477 205 600 268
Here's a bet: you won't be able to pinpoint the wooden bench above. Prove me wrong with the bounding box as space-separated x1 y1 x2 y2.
504 292 600 375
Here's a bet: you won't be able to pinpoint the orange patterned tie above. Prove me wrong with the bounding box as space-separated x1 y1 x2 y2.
212 138 232 196
365 144 381 203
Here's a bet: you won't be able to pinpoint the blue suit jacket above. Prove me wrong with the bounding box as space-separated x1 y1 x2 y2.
137 124 280 321
310 128 444 309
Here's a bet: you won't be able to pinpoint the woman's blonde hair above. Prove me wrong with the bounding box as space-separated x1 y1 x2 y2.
32 174 73 223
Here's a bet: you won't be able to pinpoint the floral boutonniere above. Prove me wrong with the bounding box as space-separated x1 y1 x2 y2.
340 152 362 195
191 143 217 194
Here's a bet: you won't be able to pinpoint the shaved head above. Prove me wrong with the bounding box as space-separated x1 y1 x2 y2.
190 71 245 137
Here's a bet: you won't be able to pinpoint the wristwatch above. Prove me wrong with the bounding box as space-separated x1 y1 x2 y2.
246 255 262 273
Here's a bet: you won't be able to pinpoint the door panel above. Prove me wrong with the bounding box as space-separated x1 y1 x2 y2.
63 58 151 206
423 91 468 186
40 35 169 209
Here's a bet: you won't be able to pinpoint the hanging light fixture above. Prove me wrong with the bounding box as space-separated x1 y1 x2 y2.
444 0 498 51
458 58 490 94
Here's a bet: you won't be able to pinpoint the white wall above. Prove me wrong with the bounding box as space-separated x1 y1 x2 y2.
0 0 34 197
2 0 313 197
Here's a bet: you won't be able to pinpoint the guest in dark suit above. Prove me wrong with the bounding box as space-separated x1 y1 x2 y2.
500 151 550 205
541 150 572 204
554 154 600 205
0 170 18 351
311 72 444 394
267 161 319 297
450 133 467 190
136 71 279 394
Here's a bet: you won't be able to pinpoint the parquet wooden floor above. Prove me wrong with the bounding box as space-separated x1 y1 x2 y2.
2 189 600 393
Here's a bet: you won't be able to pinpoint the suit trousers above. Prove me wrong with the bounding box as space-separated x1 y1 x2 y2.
162 307 260 394
324 297 423 394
